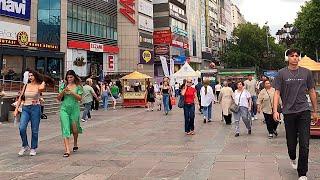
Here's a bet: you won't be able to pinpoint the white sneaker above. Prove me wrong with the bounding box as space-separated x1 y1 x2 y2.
291 159 298 169
18 147 29 156
298 176 308 180
30 149 37 156
251 117 255 121
81 119 87 122
254 116 258 120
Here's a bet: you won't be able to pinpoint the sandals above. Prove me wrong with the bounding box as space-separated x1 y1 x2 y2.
63 153 70 157
73 147 79 152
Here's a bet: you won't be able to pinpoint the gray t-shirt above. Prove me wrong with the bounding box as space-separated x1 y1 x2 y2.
274 67 314 114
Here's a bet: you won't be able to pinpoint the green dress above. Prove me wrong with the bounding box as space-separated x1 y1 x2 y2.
59 84 83 138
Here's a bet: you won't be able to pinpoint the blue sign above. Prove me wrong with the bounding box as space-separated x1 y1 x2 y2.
0 0 31 20
173 56 186 64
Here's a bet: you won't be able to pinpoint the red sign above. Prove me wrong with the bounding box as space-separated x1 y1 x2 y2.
154 30 172 44
120 0 135 24
68 40 119 54
108 55 115 70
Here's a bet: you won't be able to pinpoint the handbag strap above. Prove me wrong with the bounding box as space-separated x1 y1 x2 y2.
22 84 27 97
237 90 243 105
265 89 274 113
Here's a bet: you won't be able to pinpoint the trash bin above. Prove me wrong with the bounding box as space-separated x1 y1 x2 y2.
0 96 15 122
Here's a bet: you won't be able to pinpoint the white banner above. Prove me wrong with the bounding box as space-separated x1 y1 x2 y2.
0 21 30 40
170 58 174 76
160 56 169 77
66 49 88 77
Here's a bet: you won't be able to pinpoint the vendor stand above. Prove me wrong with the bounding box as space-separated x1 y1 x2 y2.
298 56 320 136
121 71 152 108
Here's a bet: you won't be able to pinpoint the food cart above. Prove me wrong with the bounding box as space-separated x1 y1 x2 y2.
121 71 152 108
298 56 320 136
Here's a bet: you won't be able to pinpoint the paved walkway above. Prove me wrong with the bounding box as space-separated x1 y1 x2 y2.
0 104 320 180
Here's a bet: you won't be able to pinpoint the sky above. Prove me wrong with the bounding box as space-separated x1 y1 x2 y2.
231 0 309 36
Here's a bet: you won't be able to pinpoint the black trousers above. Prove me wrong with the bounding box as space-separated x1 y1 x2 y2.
91 99 99 110
263 113 279 134
284 110 311 177
183 104 195 132
224 114 232 125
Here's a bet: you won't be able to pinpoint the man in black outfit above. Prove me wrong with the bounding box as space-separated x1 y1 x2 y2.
195 78 203 113
273 49 317 180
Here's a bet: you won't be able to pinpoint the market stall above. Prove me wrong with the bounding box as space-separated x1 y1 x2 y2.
121 71 152 108
298 56 320 136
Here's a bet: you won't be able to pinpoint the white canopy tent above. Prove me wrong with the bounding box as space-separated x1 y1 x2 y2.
171 63 200 85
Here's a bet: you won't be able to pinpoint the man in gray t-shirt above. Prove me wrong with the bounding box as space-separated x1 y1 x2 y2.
273 49 317 179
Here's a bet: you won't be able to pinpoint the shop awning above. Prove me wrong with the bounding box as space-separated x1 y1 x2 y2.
298 56 320 71
120 71 152 80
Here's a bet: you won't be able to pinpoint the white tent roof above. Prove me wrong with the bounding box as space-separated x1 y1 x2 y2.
172 63 200 77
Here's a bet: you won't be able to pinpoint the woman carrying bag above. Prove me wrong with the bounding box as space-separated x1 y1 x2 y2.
200 79 214 123
219 81 234 125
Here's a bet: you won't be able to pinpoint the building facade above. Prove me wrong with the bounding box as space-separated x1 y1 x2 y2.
224 0 232 40
0 0 65 80
231 3 246 31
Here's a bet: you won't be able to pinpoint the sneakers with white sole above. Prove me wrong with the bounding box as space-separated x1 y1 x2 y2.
18 147 30 156
30 149 37 156
81 119 87 122
298 176 307 180
291 159 298 169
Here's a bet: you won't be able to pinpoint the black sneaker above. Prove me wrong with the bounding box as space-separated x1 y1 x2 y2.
268 134 273 139
203 118 206 123
208 120 212 122
235 133 240 137
273 130 278 137
248 130 252 135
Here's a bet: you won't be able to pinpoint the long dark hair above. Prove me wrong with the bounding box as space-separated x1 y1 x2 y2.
28 69 54 85
65 70 80 85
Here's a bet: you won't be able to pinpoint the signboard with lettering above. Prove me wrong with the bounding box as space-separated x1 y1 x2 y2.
0 21 30 40
139 49 154 64
119 0 135 24
123 92 145 99
108 55 115 71
138 14 153 32
153 30 171 44
171 34 188 49
138 0 153 17
154 45 170 57
169 9 187 23
0 0 31 20
139 32 153 48
172 26 188 37
90 43 103 52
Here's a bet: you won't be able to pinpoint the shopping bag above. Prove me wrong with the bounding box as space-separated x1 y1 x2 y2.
170 97 176 106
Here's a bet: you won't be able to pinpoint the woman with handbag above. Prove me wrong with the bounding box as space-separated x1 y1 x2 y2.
181 78 199 135
219 81 234 125
232 81 252 137
101 82 111 110
145 81 156 111
257 79 280 139
200 79 214 123
57 70 83 157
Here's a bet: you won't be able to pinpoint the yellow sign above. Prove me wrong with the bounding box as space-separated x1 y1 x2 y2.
142 50 152 63
123 92 145 99
17 31 29 46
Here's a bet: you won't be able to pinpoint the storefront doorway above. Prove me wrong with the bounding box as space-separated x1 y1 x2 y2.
87 51 103 81
35 57 62 80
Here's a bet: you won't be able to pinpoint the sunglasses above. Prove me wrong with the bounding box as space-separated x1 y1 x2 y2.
187 81 192 83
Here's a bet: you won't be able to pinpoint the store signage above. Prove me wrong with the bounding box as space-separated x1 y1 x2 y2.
67 49 88 77
138 14 153 32
169 9 187 23
123 92 145 99
138 0 153 17
139 32 153 48
153 30 171 44
171 34 188 49
0 21 30 40
154 45 170 56
90 43 103 52
0 0 31 20
139 49 154 64
119 0 135 24
108 55 115 70
0 31 59 50
173 55 186 64
172 26 188 37
68 40 119 54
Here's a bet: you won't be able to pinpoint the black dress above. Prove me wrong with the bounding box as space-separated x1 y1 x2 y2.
147 86 155 102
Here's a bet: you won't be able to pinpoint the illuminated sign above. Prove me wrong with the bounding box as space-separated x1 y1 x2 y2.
0 0 31 20
119 0 135 24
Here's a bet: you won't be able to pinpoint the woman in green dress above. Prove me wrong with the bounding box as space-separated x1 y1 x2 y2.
57 70 83 157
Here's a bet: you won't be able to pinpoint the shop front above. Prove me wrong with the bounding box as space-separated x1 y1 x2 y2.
66 40 119 81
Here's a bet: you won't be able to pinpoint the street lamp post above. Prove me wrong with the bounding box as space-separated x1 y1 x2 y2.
276 22 299 48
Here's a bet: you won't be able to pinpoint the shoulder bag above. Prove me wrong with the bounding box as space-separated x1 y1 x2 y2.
229 91 243 113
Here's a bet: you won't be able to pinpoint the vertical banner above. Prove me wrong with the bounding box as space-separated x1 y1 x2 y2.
108 55 115 71
170 58 174 76
160 56 169 77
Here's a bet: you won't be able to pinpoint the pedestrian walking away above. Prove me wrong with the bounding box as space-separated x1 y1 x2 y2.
81 78 99 122
57 70 83 158
181 78 199 135
273 48 318 180
244 74 258 120
195 78 203 113
233 81 252 137
215 81 222 103
200 79 214 123
219 81 234 125
13 70 49 156
101 82 111 110
110 82 120 110
257 79 280 139
91 80 101 111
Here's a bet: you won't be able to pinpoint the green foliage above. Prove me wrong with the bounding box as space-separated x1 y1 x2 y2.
294 0 320 60
222 23 286 70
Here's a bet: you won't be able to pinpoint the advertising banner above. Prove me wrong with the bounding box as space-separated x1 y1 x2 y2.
139 32 153 48
160 56 169 77
154 45 170 57
66 49 88 77
138 14 153 32
0 0 31 20
0 21 30 40
139 49 154 64
153 30 171 44
138 0 153 17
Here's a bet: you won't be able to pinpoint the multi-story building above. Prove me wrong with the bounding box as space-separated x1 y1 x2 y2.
231 3 246 31
66 0 119 79
0 0 65 80
153 0 188 80
224 0 233 40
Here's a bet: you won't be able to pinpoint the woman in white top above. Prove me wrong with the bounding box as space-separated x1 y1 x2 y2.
215 82 222 102
218 81 234 125
200 80 215 123
233 81 252 137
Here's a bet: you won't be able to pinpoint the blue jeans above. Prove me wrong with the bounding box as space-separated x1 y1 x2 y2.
184 104 195 132
102 94 109 110
82 102 92 120
202 103 212 120
251 96 257 117
19 105 41 149
163 94 170 113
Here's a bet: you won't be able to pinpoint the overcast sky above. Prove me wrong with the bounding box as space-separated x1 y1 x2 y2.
231 0 309 36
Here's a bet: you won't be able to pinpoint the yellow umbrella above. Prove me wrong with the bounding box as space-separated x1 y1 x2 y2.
120 71 152 80
299 56 320 71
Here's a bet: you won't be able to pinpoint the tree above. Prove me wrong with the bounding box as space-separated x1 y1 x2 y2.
222 23 286 70
294 0 320 60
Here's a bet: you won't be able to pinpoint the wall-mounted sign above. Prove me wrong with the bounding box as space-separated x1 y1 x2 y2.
0 21 30 40
138 0 153 17
140 49 154 64
169 9 187 23
108 55 115 70
0 31 59 50
171 34 188 49
154 30 171 44
119 0 135 24
139 32 153 48
90 43 103 52
154 45 170 56
138 14 153 32
67 49 88 77
0 0 31 20
172 26 188 37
